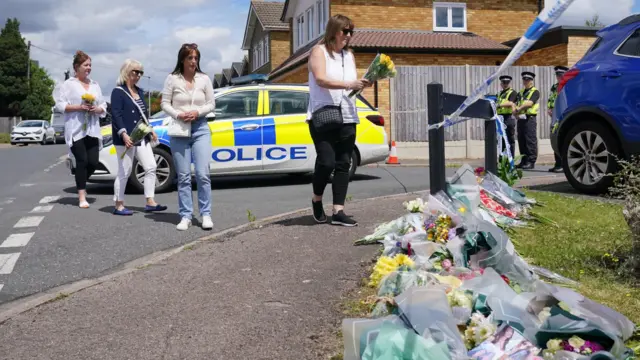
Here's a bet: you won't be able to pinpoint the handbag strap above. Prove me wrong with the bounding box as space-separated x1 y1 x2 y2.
116 86 149 124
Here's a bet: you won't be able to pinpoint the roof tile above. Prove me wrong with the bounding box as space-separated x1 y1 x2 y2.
252 1 289 30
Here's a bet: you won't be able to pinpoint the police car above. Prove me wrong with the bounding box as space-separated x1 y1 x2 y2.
67 79 390 193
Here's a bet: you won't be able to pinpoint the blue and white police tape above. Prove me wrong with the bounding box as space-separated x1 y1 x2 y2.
425 0 577 132
490 100 515 169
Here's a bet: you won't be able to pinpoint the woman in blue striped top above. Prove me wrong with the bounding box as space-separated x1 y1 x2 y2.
110 59 167 216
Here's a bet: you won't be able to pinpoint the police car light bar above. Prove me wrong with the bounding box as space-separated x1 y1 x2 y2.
230 74 269 86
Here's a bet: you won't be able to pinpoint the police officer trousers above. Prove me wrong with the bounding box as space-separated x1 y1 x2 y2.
517 115 538 164
501 115 516 159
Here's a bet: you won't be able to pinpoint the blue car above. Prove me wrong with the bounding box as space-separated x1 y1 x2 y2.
551 14 640 194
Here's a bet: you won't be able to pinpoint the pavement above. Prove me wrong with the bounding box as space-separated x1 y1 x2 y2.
0 144 566 307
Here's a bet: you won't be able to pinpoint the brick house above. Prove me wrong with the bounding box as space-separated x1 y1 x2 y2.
510 25 601 67
241 0 292 75
266 0 548 138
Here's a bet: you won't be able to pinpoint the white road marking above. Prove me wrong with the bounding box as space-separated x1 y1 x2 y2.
30 205 54 213
14 216 44 228
0 284 3 293
39 196 60 204
0 253 20 274
20 183 35 187
0 233 35 248
44 158 66 172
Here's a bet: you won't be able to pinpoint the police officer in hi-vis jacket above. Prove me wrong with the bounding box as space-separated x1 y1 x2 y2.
496 75 518 159
515 71 541 170
547 65 569 173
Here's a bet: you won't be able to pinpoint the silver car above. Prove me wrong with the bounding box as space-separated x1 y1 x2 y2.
10 120 56 145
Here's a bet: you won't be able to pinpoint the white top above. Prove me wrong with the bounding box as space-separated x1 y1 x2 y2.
307 45 359 124
161 72 215 120
53 77 107 151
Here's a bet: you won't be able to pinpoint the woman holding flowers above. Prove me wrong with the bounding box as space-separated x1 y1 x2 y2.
307 14 370 227
53 50 107 208
161 43 215 231
110 59 167 216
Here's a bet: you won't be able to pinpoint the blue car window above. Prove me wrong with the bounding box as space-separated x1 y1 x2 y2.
617 29 640 57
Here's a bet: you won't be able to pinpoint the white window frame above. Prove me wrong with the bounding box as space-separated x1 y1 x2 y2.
257 39 263 68
263 34 269 64
316 0 323 34
433 2 467 32
306 7 314 42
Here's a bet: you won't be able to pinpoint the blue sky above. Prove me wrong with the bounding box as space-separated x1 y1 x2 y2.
3 0 637 97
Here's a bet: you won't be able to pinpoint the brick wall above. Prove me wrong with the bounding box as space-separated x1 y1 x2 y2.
515 44 568 66
270 31 291 71
271 65 309 84
330 0 538 43
568 35 595 66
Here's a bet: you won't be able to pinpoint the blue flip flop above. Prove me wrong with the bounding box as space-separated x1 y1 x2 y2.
145 204 168 212
113 207 134 216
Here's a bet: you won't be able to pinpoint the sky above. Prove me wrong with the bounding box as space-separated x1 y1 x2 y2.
2 0 638 98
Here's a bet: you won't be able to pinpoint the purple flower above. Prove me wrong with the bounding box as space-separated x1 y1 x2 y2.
442 259 452 271
448 228 457 239
582 341 604 353
562 341 574 352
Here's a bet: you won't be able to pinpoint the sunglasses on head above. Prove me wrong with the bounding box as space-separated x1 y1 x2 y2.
342 28 354 36
132 70 144 76
182 43 198 49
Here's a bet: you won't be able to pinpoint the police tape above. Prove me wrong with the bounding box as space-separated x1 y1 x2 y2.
426 0 577 132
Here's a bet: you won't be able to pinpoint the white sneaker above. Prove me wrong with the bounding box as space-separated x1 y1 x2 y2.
202 215 213 230
176 218 191 231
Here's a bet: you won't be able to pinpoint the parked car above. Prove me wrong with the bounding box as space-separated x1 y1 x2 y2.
66 83 390 193
51 111 65 144
551 14 640 194
10 120 56 145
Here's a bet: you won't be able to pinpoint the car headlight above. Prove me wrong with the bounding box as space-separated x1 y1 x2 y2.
35 130 43 134
102 135 113 147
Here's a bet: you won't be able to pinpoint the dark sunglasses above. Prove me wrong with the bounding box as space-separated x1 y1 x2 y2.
342 28 354 36
132 70 144 76
182 43 198 49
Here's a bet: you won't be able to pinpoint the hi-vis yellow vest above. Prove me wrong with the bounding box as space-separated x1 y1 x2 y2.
517 87 539 115
497 89 514 115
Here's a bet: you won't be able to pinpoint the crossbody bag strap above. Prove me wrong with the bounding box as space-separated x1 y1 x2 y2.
116 87 149 124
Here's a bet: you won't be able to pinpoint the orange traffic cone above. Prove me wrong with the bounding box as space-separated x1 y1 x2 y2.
386 141 400 165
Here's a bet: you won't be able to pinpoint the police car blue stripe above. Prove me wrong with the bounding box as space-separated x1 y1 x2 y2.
233 120 262 146
262 118 276 145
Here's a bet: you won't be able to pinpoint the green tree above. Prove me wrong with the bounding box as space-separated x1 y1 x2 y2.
149 90 162 115
20 62 55 120
0 18 29 116
585 14 604 28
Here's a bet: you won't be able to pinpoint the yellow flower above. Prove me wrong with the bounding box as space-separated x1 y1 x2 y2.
368 256 398 287
379 53 391 66
546 339 563 352
568 336 586 349
81 93 96 103
393 254 415 268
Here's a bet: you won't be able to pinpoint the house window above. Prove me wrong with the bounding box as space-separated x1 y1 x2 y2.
258 39 263 68
307 7 314 42
433 2 467 32
296 14 305 49
263 35 269 64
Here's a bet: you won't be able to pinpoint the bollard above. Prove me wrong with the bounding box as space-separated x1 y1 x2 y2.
484 118 498 175
427 82 446 195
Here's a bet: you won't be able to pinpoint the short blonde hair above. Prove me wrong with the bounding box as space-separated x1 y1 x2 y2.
116 59 144 85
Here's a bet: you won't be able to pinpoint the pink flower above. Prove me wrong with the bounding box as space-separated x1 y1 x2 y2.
475 167 486 176
442 259 452 271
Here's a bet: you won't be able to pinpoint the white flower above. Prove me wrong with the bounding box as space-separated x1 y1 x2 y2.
538 307 552 323
568 336 585 350
546 339 563 352
403 198 426 213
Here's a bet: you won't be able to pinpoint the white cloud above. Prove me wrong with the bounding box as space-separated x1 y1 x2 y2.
5 0 249 98
546 0 634 26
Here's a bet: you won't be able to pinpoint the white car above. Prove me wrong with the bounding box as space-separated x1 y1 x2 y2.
10 120 56 145
66 83 390 193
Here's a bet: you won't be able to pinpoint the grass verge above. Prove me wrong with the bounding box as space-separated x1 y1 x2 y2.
334 190 640 357
0 133 10 144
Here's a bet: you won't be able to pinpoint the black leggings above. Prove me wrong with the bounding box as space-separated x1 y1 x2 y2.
309 123 356 206
71 136 100 191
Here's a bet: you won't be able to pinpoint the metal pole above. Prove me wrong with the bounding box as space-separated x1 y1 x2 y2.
427 82 446 195
26 41 31 91
485 118 498 175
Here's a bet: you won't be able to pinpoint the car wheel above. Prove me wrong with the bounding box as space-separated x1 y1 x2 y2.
41 137 47 145
562 121 620 195
129 147 175 194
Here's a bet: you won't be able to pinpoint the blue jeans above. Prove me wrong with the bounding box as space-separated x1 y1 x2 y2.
170 118 212 220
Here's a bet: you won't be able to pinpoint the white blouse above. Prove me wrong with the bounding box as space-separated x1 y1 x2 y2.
161 72 215 120
53 77 107 151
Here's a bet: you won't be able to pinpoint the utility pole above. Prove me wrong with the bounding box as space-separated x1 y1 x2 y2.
26 40 31 91
64 69 70 80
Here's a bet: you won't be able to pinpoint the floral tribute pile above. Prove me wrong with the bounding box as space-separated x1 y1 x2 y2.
343 165 636 360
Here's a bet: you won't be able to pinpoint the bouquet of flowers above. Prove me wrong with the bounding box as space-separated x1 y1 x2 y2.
120 119 154 159
348 53 397 98
81 93 96 131
541 336 605 359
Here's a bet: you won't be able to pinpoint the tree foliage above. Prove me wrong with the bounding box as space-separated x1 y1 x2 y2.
0 18 29 116
149 90 162 116
585 14 604 28
0 18 56 120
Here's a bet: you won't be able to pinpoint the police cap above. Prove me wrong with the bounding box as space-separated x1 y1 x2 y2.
499 75 513 82
521 71 535 80
554 65 569 75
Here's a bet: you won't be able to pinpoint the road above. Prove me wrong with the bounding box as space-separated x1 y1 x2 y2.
0 144 562 305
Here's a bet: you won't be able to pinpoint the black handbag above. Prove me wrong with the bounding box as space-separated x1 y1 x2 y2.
310 50 345 132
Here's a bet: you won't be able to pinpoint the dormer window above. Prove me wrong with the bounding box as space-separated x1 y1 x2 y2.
433 2 467 32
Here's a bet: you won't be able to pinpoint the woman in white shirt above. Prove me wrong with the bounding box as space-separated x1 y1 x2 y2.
53 50 107 208
161 43 215 231
307 15 370 227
